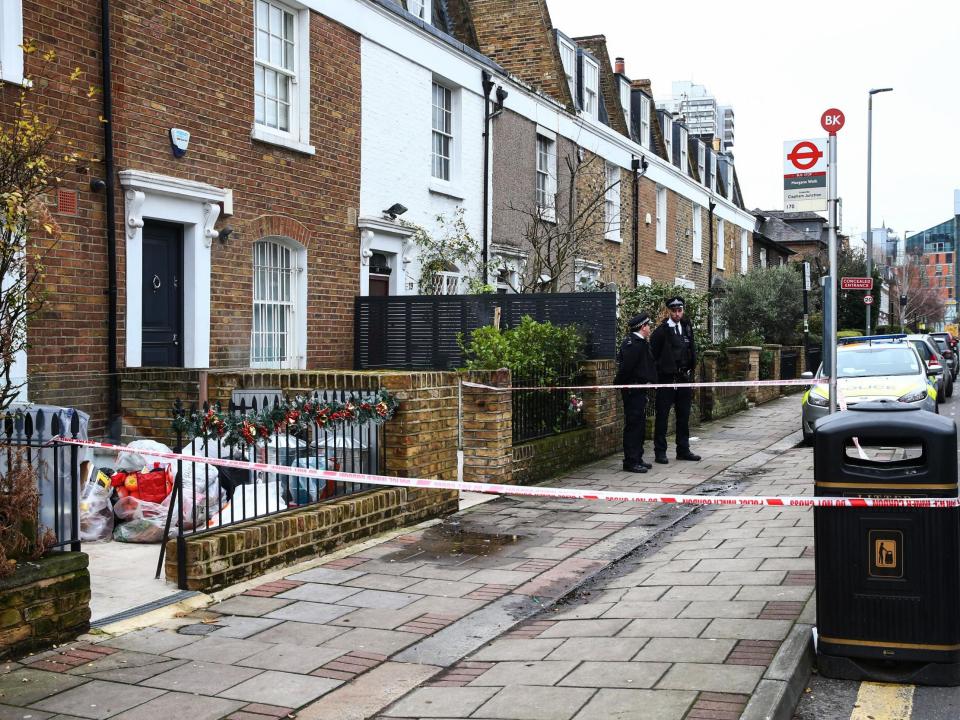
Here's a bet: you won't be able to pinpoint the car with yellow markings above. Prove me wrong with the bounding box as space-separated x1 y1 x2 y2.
800 335 938 444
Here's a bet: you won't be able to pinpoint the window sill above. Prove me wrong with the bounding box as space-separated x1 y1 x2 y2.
692 258 703 264
428 180 465 200
251 125 316 156
656 247 668 255
0 70 30 87
605 234 622 244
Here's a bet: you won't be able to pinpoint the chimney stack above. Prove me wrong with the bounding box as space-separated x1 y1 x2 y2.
615 57 625 75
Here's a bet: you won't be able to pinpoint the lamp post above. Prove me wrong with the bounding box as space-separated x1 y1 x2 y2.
900 230 911 331
865 87 893 335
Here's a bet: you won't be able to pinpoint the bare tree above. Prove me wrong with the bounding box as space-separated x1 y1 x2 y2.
899 249 946 327
1 44 85 412
500 150 620 293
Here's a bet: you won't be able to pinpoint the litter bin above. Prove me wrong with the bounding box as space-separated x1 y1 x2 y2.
814 402 960 685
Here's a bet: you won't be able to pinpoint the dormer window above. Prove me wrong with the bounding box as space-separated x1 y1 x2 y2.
640 95 650 149
697 143 706 185
581 54 599 119
557 34 577 102
679 127 689 174
662 115 673 164
710 153 717 192
726 162 735 201
619 79 631 132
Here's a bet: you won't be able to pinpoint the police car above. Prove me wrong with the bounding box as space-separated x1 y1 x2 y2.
801 334 938 444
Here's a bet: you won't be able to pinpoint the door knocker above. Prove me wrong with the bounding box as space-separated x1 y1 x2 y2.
152 274 161 291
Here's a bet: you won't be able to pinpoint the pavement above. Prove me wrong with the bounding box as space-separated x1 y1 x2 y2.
0 395 816 720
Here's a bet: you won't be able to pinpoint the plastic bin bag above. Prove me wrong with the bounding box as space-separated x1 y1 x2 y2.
116 439 172 472
78 468 115 542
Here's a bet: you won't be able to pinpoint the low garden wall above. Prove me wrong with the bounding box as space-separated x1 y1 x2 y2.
123 369 459 591
0 553 90 659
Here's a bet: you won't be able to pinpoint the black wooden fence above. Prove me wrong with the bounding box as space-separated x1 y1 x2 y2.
354 292 618 370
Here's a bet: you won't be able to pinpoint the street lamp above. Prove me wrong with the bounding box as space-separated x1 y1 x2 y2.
866 87 893 336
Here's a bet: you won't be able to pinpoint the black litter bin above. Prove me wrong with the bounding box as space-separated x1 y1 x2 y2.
814 402 960 685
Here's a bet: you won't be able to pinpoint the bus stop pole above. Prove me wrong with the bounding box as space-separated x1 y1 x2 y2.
827 133 839 413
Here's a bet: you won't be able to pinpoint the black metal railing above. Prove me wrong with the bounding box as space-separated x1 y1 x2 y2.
1 407 83 553
511 369 585 444
163 390 386 588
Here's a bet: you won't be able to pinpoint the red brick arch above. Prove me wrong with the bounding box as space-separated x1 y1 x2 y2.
246 214 312 249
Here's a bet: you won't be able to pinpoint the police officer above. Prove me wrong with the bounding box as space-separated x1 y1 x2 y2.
615 313 657 473
650 296 701 464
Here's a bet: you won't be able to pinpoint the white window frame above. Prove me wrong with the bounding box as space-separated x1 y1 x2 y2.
619 79 631 132
640 96 651 149
655 186 667 253
434 269 462 295
679 127 689 175
0 2 25 85
535 132 556 221
663 115 673 164
697 142 706 184
251 237 307 369
692 206 702 263
710 153 717 192
252 0 314 155
740 229 749 274
605 162 621 242
760 246 768 269
406 0 430 20
726 163 735 201
558 35 577 102
582 55 599 120
717 219 725 270
431 80 454 181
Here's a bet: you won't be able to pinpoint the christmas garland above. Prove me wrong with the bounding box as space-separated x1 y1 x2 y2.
172 389 400 447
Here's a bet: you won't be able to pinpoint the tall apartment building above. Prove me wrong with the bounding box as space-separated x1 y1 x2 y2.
905 218 958 324
658 81 734 150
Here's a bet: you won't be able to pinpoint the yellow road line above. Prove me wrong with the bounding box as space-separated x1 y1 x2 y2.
851 682 914 720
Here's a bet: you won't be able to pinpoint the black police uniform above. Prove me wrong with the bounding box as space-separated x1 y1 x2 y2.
650 310 698 461
615 324 657 471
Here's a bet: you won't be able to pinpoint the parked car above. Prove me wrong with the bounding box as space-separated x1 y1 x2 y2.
931 332 959 377
931 335 958 380
906 334 952 401
800 336 937 445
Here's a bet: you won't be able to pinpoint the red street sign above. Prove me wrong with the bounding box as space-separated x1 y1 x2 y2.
821 108 845 134
787 141 824 171
841 277 873 290
864 295 874 305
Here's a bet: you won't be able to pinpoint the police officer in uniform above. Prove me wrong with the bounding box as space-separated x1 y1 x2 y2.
650 296 701 464
615 313 657 472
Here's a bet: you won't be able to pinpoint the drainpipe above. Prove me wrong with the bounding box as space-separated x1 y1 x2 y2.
707 200 717 341
631 156 648 287
481 71 494 287
100 0 121 441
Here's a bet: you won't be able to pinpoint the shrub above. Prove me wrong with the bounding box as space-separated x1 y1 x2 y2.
460 316 585 383
837 330 863 339
0 449 54 578
759 349 774 380
719 265 803 346
619 283 709 351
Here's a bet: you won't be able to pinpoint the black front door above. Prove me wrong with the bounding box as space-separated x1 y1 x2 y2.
141 221 183 367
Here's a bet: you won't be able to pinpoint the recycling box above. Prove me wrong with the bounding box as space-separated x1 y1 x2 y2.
814 402 960 685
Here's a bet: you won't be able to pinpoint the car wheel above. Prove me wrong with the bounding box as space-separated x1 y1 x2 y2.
949 379 955 398
938 381 945 403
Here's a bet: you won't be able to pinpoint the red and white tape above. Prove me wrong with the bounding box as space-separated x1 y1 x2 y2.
462 378 825 392
54 436 959 510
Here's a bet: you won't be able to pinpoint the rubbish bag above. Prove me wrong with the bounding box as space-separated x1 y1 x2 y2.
116 439 173 472
207 478 287 528
112 494 168 543
79 468 115 542
111 463 174 503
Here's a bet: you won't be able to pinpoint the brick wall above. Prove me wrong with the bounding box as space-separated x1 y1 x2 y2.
8 2 363 435
0 553 90 659
461 369 512 485
701 350 749 420
638 177 672 284
753 345 782 404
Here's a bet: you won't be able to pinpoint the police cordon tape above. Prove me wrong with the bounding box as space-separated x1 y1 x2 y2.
52 436 960 509
462 377 827 392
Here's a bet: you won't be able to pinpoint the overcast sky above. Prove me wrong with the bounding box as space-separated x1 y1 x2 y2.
547 0 960 242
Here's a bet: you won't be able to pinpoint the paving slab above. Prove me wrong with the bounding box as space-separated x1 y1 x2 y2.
600 600 688 619
108 692 243 720
237 642 345 673
382 686 498 718
166 636 274 664
558 661 668 689
97 628 198 655
545 637 648 661
678 600 766 618
632 637 736 663
285 568 366 584
339 589 422 610
210 615 284 639
140 660 261 694
217 670 341 707
264 601 355 625
0 670 87 707
343 574 424 592
400 579 483 598
331 605 425 630
704 617 793 641
659 585 738 602
617 618 708 638
472 685 596 720
324 627 421 656
571 687 697 719
0 704 53 720
537 619 630 638
30 681 164 720
297 661 439 720
733 585 814 602
79 658 189 685
470 639 565 662
468 660 578 687
274 583 363 604
656 662 765 694
246 620 349 646
210 596 293 617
